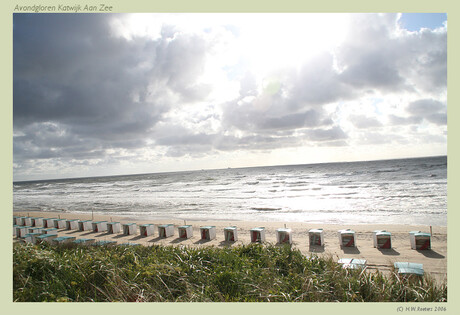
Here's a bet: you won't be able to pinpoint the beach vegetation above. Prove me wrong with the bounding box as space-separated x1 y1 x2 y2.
13 242 447 302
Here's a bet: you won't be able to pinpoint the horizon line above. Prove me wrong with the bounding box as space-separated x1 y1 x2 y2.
13 154 447 184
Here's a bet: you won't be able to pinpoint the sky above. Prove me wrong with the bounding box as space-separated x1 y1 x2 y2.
13 13 447 181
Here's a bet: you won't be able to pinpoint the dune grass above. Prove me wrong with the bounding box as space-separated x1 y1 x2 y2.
13 242 447 302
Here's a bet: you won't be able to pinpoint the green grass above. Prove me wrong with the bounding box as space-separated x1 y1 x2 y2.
13 242 447 302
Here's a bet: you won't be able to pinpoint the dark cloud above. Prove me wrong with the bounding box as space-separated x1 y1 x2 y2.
407 99 445 116
388 115 423 126
289 53 353 106
304 126 348 142
405 99 447 126
13 13 213 170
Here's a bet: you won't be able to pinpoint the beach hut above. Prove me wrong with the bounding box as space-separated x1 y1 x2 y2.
24 233 42 244
15 226 22 238
23 217 33 226
52 236 77 245
338 229 356 248
78 220 93 231
178 225 193 239
14 226 23 238
107 222 121 234
394 262 424 277
66 219 79 230
16 226 33 238
409 231 431 250
42 228 58 235
338 258 367 269
36 234 58 243
224 226 238 242
28 227 44 234
123 223 137 235
373 230 392 249
200 226 216 241
73 238 95 245
250 227 265 243
31 217 44 227
276 228 292 244
92 221 108 233
44 218 58 228
139 224 155 237
158 224 174 238
16 217 26 226
54 219 67 229
309 228 324 246
13 216 18 225
15 216 26 226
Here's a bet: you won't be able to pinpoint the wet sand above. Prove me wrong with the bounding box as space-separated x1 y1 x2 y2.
13 211 447 283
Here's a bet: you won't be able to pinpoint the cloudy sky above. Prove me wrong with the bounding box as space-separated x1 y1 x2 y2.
13 13 447 181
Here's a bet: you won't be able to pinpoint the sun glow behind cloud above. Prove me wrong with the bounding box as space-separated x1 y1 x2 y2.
110 13 350 81
13 13 447 180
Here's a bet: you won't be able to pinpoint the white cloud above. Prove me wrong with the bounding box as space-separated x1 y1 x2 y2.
13 13 447 180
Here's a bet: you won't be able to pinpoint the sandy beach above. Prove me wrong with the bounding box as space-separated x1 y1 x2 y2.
13 211 447 283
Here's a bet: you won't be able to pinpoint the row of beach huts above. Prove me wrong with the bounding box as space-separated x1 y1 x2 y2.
13 215 432 250
13 215 428 277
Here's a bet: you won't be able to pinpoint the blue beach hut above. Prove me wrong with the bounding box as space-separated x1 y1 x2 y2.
107 222 121 234
32 217 44 227
338 229 356 248
409 231 431 250
92 221 108 233
123 223 137 235
250 227 265 243
52 236 77 244
178 225 193 239
139 224 155 237
224 226 237 242
158 224 174 238
200 226 216 240
78 220 93 231
276 228 292 244
36 234 58 243
309 228 324 246
54 219 67 229
373 230 392 249
66 219 79 230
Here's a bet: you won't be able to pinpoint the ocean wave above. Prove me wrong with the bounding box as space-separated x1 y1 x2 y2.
286 181 310 186
12 156 447 226
251 207 282 211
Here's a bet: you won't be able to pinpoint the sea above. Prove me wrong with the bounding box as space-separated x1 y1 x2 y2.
13 156 447 226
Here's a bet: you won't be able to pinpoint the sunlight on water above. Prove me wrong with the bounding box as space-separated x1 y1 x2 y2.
13 156 447 226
